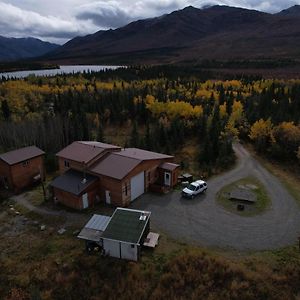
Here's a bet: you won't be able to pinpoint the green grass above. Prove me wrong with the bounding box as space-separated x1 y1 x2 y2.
216 177 271 217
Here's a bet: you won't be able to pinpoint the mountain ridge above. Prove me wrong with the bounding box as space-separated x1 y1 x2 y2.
0 36 59 62
43 5 300 65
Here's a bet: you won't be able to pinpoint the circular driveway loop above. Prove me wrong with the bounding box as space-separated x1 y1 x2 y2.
132 144 300 250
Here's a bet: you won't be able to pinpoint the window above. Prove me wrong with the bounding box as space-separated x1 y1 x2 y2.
125 184 128 196
64 160 70 168
148 172 151 182
22 160 29 167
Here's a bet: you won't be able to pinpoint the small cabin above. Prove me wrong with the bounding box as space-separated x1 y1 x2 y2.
0 146 45 192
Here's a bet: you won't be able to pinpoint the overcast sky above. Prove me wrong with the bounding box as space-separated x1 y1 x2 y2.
0 0 299 44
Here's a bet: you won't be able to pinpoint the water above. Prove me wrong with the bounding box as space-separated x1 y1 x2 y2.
0 65 122 79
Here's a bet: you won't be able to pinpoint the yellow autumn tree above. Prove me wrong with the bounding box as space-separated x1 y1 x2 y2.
249 119 274 152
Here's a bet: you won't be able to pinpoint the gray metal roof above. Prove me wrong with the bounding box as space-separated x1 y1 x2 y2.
50 169 98 196
0 146 44 165
85 214 111 231
78 214 111 242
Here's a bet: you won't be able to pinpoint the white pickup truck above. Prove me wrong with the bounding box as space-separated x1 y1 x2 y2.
181 180 207 199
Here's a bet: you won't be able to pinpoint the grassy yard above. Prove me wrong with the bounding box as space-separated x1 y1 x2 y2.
216 177 271 216
1 195 300 299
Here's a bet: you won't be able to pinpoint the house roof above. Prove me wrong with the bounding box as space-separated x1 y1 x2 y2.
116 148 173 161
50 169 98 196
159 162 180 171
102 208 151 244
56 141 121 164
0 146 44 165
90 153 141 180
78 214 111 242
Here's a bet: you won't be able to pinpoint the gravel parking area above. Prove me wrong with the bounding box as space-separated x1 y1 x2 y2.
132 144 300 250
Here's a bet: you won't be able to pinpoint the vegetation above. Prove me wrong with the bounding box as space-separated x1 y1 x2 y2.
216 177 271 216
0 66 298 175
1 202 300 300
0 62 59 73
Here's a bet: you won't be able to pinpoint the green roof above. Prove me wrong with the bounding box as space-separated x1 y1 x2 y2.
102 208 150 244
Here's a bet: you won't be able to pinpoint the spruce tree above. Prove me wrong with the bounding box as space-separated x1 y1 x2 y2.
1 100 10 121
130 121 139 147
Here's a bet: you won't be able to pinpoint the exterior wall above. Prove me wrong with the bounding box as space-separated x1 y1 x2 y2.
53 180 100 210
0 159 13 189
58 157 87 174
57 150 119 174
98 175 123 206
102 239 121 258
121 158 174 206
158 167 180 188
102 239 138 261
7 155 45 192
120 243 138 261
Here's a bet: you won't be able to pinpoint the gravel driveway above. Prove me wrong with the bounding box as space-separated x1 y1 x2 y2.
132 144 300 250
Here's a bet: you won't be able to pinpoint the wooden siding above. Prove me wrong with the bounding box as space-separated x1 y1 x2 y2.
158 166 180 188
0 156 45 192
0 159 13 189
98 175 123 207
57 150 118 174
53 180 100 210
120 158 174 206
58 157 86 174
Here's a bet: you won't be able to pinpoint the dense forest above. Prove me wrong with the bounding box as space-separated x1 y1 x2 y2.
0 66 300 173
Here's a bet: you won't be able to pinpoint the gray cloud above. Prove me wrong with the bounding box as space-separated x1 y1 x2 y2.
76 2 132 28
0 0 299 44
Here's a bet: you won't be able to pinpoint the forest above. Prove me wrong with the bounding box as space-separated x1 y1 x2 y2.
0 65 300 174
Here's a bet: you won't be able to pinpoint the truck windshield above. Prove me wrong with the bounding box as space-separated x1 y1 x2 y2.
187 184 197 191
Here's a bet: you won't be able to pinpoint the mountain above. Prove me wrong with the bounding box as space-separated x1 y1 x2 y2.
0 36 59 62
44 5 300 65
277 5 300 17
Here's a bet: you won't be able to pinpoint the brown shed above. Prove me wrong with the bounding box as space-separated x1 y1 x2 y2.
0 146 45 192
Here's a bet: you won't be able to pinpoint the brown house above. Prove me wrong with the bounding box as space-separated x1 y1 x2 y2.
0 146 45 192
51 141 180 209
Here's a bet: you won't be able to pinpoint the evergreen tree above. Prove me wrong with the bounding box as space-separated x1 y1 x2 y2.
130 121 139 147
97 123 105 142
1 100 10 120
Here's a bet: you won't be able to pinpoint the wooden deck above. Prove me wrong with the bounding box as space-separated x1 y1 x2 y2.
143 232 160 248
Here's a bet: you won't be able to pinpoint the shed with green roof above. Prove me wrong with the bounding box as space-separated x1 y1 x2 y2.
102 208 151 261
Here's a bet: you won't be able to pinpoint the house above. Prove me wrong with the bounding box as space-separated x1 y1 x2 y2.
51 141 180 209
78 208 151 261
0 146 45 192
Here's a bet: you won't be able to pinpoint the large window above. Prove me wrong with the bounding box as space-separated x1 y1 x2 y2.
64 160 70 168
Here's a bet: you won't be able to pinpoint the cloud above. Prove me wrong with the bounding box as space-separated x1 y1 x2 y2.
0 1 98 43
0 0 299 43
74 0 300 30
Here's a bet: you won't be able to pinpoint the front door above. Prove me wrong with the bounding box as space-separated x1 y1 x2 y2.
105 190 111 204
82 193 89 209
164 172 171 186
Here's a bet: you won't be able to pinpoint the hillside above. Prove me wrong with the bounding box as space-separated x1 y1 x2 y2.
0 36 59 62
44 5 300 65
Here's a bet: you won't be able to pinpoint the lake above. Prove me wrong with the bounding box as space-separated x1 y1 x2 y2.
0 65 122 79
